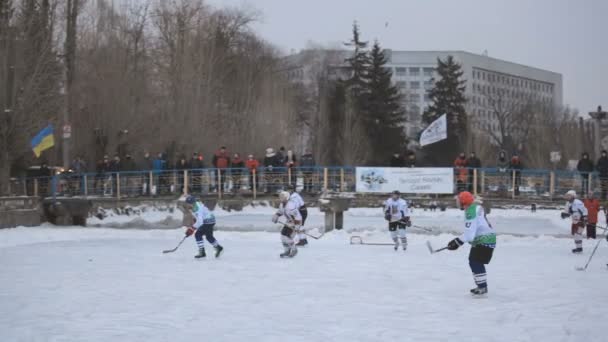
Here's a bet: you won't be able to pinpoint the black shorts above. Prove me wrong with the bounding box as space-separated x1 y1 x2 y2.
281 225 295 237
388 221 406 231
469 245 494 264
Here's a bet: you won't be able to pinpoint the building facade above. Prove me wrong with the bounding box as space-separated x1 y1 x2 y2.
283 50 563 143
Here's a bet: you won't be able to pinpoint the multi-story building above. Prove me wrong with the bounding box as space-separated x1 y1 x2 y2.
283 50 563 141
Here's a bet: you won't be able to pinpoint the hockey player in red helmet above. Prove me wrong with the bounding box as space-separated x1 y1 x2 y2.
446 191 496 296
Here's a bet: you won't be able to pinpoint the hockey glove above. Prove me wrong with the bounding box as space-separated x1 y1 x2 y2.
561 212 571 219
582 216 588 226
272 214 280 224
384 212 391 221
447 238 464 251
185 227 195 237
401 216 412 227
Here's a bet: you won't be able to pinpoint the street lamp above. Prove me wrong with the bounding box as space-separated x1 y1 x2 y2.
589 105 607 159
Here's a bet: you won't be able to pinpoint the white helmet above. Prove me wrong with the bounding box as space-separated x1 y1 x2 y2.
279 191 290 202
565 190 576 198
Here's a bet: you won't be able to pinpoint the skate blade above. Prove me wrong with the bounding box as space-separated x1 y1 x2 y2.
470 293 488 299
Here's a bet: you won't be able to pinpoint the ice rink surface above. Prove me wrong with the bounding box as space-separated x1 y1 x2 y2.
2 208 608 342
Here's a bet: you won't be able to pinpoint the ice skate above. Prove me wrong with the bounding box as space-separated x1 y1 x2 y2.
296 238 308 246
195 248 206 259
470 287 488 296
214 245 224 258
572 247 583 254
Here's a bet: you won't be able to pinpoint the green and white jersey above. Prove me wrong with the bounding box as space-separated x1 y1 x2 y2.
459 204 496 248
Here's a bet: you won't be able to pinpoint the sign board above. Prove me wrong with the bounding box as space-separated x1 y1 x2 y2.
550 151 561 163
419 114 447 147
62 124 72 139
356 167 454 194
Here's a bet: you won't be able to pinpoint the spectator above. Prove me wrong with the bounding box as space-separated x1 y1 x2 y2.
497 150 509 172
231 153 245 191
175 156 190 193
212 146 230 193
583 191 599 239
467 152 482 193
140 152 154 195
39 162 51 196
190 152 204 169
246 154 260 191
122 154 137 171
404 151 416 168
121 154 137 195
276 147 286 164
300 149 315 193
109 155 121 195
153 152 166 195
596 150 608 200
577 152 594 195
454 152 468 193
285 150 297 188
264 148 280 193
510 154 523 196
71 156 86 174
95 155 110 195
390 153 405 167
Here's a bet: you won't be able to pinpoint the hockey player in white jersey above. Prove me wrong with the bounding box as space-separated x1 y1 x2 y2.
184 195 224 259
272 191 302 258
286 184 308 246
384 190 411 251
561 190 588 253
446 191 496 296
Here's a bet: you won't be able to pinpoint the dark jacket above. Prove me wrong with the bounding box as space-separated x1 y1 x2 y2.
497 151 509 171
264 153 281 169
596 156 608 177
390 155 405 167
467 156 482 168
577 154 594 174
404 156 416 168
122 157 137 172
175 160 190 170
190 156 204 169
300 153 315 169
140 156 154 171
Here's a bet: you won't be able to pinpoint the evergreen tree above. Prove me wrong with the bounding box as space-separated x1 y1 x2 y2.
363 40 407 164
422 55 468 165
343 21 370 99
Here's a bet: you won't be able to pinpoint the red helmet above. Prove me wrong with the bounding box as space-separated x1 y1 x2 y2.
458 191 475 207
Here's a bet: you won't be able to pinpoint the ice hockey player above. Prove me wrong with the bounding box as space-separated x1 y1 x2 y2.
286 184 308 246
384 190 411 251
560 190 588 253
446 191 496 296
184 195 224 259
272 191 302 258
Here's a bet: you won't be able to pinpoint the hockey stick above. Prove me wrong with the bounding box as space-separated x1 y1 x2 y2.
426 241 448 254
162 235 189 254
349 236 395 246
412 225 434 232
575 236 604 271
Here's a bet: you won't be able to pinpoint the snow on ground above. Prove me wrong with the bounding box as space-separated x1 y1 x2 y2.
2 209 608 341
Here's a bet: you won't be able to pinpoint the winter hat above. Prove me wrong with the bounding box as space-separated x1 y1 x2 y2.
266 148 275 157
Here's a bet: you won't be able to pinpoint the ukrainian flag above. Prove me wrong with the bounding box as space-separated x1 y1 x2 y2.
31 125 55 158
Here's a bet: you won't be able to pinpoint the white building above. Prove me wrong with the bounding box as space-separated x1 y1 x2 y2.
283 50 563 140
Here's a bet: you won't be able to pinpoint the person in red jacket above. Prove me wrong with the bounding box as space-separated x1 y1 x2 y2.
454 152 468 193
584 191 600 239
245 154 260 191
212 146 230 193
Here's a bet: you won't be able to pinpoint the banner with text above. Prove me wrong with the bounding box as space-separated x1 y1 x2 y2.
419 113 447 147
356 167 454 194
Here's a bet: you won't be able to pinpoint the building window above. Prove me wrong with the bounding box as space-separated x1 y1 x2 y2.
424 93 431 102
424 80 433 90
410 81 420 89
396 81 406 88
409 105 421 116
423 67 434 77
409 67 420 76
395 67 406 76
410 93 421 102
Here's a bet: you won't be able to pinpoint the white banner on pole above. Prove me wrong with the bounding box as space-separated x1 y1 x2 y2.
419 114 447 147
356 167 454 194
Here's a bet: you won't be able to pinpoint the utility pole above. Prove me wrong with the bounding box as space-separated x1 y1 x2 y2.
589 105 607 160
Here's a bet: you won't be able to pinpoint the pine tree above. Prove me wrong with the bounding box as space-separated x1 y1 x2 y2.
363 40 406 164
343 21 370 98
422 55 468 165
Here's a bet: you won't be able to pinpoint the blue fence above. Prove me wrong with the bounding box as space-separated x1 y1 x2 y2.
6 166 606 200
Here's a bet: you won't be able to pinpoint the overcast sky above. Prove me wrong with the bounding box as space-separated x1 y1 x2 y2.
207 0 607 113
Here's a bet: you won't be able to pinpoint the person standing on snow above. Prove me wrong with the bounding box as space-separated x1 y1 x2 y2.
286 184 308 246
446 191 496 296
561 190 588 254
272 191 302 258
384 190 411 251
184 195 224 259
583 191 599 239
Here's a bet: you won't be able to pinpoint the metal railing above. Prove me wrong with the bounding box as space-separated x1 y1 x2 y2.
6 166 606 200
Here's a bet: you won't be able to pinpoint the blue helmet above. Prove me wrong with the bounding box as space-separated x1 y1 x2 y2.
185 195 197 204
